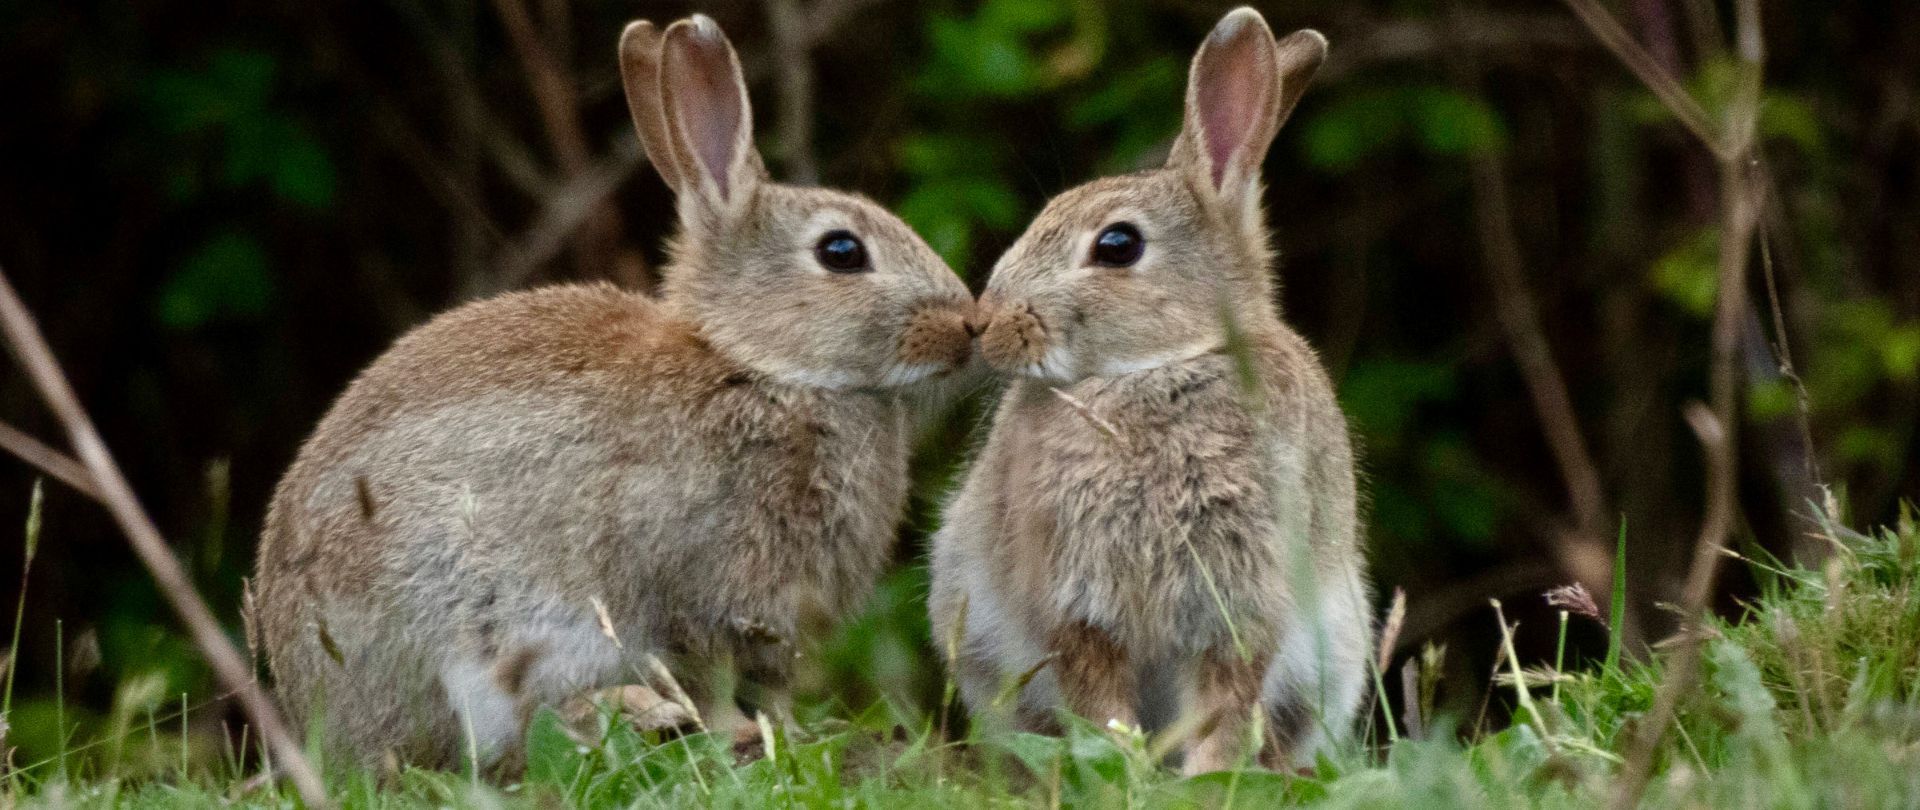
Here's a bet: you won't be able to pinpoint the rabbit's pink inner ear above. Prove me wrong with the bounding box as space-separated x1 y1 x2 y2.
1193 14 1279 190
664 20 749 200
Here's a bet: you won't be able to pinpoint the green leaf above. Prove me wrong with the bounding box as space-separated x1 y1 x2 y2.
1300 86 1504 171
1881 325 1920 382
1301 89 1404 171
1423 436 1500 543
269 124 337 208
980 0 1068 33
1760 92 1824 153
523 708 585 785
991 731 1065 776
158 232 274 329
1747 379 1797 421
1409 88 1506 156
895 133 1003 179
1064 57 1181 131
1651 227 1720 317
1338 359 1457 450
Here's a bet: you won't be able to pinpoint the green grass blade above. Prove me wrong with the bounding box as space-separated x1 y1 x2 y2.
1605 515 1628 676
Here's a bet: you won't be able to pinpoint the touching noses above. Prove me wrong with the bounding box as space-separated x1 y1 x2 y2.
971 287 1052 373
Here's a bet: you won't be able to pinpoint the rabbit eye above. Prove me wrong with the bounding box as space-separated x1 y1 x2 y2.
1091 223 1144 268
815 231 870 273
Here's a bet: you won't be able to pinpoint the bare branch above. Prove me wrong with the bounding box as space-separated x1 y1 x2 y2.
1756 193 1822 487
1560 0 1724 155
766 0 821 184
1443 6 1625 650
489 0 641 287
0 267 328 806
494 140 647 292
0 421 100 502
1465 150 1610 546
1390 560 1561 655
803 0 891 47
1322 11 1588 81
489 0 591 175
366 0 554 196
1608 0 1768 798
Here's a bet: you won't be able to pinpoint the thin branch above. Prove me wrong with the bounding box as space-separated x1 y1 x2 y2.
370 0 554 196
1465 148 1610 548
1321 11 1588 82
488 0 641 287
1610 402 1739 808
765 0 821 184
494 140 647 292
0 421 100 502
1389 560 1562 655
1596 0 1768 798
1756 196 1822 486
1445 8 1622 648
0 268 328 806
489 0 591 176
1560 0 1724 155
803 0 891 46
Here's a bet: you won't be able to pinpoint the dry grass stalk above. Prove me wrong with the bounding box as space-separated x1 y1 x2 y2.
1558 0 1769 805
1047 387 1121 442
0 266 329 807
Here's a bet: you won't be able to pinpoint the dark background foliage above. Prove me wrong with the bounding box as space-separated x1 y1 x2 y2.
0 0 1915 769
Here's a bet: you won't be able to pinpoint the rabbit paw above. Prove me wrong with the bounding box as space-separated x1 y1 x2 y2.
563 685 696 734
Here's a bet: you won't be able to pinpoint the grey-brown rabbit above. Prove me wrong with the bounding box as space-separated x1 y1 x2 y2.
929 7 1370 774
251 15 974 769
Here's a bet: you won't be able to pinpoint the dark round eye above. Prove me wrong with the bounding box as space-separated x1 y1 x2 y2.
1091 222 1144 267
815 230 869 273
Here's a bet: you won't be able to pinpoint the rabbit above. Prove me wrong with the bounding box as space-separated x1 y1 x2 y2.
928 7 1371 774
249 14 975 771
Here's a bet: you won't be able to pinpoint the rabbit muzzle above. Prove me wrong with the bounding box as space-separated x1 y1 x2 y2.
889 298 975 382
975 291 1076 381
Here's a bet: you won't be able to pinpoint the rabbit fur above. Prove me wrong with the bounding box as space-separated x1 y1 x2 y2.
930 7 1372 774
251 15 974 770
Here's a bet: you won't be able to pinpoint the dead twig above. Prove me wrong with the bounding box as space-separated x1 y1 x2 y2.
1755 195 1822 487
1048 387 1121 442
1611 402 1739 807
1462 139 1623 631
489 0 592 180
1464 149 1608 546
0 267 329 806
1572 0 1768 803
494 140 647 291
488 0 640 287
802 0 889 46
1560 0 1723 155
765 0 821 184
1444 11 1628 653
0 421 99 502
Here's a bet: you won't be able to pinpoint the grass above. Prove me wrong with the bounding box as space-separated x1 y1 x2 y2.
3 504 1918 807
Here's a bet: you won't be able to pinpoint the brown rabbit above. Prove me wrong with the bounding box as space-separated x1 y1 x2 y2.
250 15 973 770
929 7 1370 774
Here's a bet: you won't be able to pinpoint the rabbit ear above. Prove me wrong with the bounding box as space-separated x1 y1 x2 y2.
1168 8 1326 211
658 15 766 220
618 20 684 192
